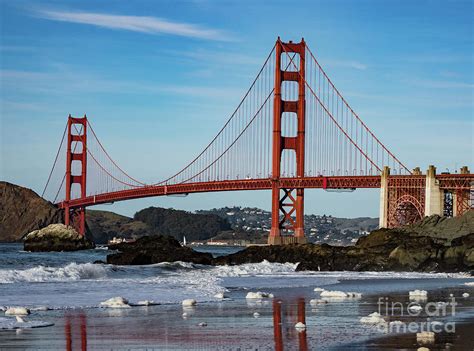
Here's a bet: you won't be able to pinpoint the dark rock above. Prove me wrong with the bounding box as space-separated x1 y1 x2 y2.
106 235 213 265
106 212 474 273
0 181 62 242
24 224 95 252
213 211 474 273
399 210 474 243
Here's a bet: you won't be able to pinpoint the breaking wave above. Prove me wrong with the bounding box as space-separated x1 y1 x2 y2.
212 260 299 277
0 263 109 284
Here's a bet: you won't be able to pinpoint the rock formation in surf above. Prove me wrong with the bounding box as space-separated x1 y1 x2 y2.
24 224 95 252
108 211 474 273
106 235 213 265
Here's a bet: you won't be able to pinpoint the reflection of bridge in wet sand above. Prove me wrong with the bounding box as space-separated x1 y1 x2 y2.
63 299 310 350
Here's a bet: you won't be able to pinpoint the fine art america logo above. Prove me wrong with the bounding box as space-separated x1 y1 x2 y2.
375 295 457 334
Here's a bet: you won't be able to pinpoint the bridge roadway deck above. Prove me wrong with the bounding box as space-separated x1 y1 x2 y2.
58 174 473 209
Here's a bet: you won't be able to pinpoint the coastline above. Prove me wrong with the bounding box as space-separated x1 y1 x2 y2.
0 246 474 350
1 244 474 349
2 284 474 350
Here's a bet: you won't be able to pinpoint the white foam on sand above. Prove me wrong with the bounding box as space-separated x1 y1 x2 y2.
409 290 428 297
100 297 131 308
182 299 197 307
360 312 386 325
4 307 30 316
0 317 53 329
295 322 306 330
245 291 274 299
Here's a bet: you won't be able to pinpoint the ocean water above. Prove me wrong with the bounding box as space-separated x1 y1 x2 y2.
1 243 474 349
1 243 472 311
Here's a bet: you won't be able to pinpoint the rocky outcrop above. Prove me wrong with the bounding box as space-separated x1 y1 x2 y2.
399 210 474 243
105 211 474 272
214 211 474 272
106 235 213 265
24 224 95 252
0 182 62 242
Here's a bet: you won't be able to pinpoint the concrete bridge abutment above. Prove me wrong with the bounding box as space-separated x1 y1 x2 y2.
379 165 472 229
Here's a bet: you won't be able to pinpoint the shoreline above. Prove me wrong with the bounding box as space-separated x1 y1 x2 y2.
1 243 474 349
2 275 474 350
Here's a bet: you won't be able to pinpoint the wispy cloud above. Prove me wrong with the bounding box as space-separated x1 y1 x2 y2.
407 78 474 89
177 49 261 66
0 68 242 99
162 48 262 79
401 54 473 64
325 59 368 71
32 8 232 41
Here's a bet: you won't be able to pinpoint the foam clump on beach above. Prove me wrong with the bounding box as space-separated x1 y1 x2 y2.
182 299 197 307
416 331 435 344
214 292 227 299
409 290 428 298
0 317 53 330
360 312 386 325
319 290 362 299
295 322 306 330
417 347 430 351
100 297 131 308
245 291 274 299
408 304 423 312
309 299 328 306
462 292 469 298
4 307 30 316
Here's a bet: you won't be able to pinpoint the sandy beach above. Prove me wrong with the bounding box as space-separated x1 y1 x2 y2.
1 269 474 350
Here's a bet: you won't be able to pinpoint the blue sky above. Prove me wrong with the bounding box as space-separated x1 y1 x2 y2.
1 0 473 218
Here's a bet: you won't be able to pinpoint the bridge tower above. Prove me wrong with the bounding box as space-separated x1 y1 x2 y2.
268 38 307 245
64 114 87 236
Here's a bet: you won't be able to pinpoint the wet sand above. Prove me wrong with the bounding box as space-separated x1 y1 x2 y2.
1 283 473 350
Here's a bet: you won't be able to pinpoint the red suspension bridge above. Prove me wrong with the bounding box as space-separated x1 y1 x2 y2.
42 38 473 244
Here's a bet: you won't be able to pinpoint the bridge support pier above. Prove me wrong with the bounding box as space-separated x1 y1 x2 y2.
268 38 307 245
378 166 390 228
424 165 443 217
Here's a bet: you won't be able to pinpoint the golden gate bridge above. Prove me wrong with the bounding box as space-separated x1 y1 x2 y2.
42 38 474 244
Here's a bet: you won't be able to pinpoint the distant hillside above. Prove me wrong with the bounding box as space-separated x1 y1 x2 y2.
197 206 379 245
0 181 62 242
134 207 232 242
86 210 156 244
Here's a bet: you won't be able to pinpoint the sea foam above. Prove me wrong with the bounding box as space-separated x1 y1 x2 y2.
0 263 108 284
0 317 53 330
